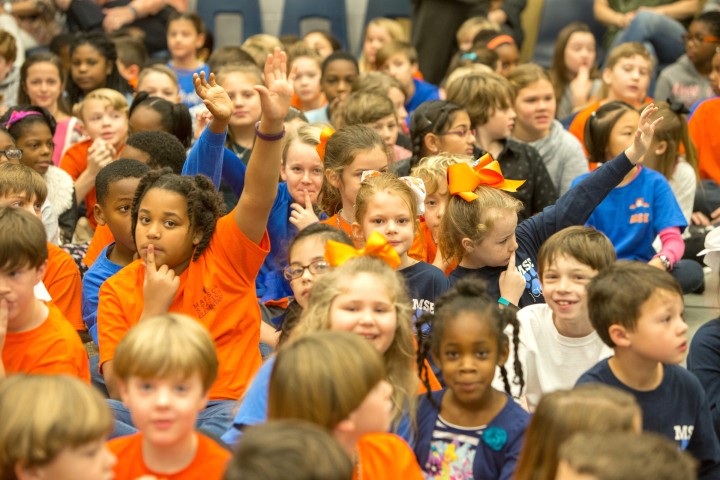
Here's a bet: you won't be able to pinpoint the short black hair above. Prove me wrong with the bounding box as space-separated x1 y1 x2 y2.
124 131 186 174
96 159 149 206
320 51 358 77
129 92 193 148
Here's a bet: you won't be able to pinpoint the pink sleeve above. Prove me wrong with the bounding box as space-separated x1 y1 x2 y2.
654 227 685 265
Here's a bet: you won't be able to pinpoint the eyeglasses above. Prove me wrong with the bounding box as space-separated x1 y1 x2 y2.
682 33 720 44
439 128 476 138
0 148 23 161
283 259 331 280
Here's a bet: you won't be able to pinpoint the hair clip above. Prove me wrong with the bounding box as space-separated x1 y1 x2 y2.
315 126 335 163
398 176 426 216
487 35 515 50
3 110 41 129
448 153 525 202
460 52 478 62
325 231 401 269
360 170 383 183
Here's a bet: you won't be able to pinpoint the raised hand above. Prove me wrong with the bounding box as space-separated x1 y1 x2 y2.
194 71 232 123
255 48 295 125
142 244 180 318
626 103 662 165
289 189 320 230
498 252 526 307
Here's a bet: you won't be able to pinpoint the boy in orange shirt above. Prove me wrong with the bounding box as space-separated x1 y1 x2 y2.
0 162 84 332
0 205 88 380
108 313 230 479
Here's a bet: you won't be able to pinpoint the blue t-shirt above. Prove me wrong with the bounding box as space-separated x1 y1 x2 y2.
577 359 720 479
169 62 210 108
406 78 440 117
82 243 123 344
571 166 687 261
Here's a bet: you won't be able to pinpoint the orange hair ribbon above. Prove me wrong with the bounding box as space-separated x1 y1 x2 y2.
447 153 526 202
315 126 335 162
325 231 401 269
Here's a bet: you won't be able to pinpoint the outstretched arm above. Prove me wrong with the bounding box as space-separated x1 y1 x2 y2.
235 49 295 244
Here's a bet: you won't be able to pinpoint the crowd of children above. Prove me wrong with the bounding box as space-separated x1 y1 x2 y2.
1 3 720 479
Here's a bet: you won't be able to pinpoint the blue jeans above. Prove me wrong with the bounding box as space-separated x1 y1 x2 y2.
107 398 236 441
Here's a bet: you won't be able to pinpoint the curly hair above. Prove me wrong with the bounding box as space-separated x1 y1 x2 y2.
131 169 225 261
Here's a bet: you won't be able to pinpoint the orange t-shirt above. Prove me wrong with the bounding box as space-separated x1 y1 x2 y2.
108 432 230 480
60 139 96 228
321 213 360 247
3 303 89 381
45 243 84 331
409 221 455 276
98 213 269 400
83 224 116 267
354 433 423 480
690 98 720 183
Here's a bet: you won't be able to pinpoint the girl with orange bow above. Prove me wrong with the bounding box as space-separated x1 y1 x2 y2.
442 104 663 308
317 125 390 242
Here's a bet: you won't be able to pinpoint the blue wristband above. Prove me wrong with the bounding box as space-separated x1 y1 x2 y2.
498 297 511 307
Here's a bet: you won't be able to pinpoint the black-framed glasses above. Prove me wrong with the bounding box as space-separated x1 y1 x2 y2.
0 148 22 161
283 259 331 280
439 128 476 138
682 33 720 44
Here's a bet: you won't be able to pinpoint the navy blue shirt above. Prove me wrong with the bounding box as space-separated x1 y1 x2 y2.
577 359 720 479
688 318 720 440
400 261 450 316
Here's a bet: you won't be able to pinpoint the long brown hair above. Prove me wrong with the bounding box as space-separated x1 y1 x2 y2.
550 23 599 105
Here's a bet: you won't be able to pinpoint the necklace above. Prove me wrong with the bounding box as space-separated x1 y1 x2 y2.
337 209 352 228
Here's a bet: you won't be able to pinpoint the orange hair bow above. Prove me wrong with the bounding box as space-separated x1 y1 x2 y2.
315 126 335 162
325 231 401 269
448 153 525 202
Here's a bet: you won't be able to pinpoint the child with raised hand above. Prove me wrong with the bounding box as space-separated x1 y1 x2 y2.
414 277 528 480
318 125 389 240
550 23 601 119
0 106 77 243
0 375 115 480
442 103 661 308
66 33 132 108
508 64 589 196
352 172 450 318
166 12 210 108
577 262 720 479
97 48 294 436
575 101 703 294
268 331 424 479
61 88 129 231
513 384 641 480
108 313 231 479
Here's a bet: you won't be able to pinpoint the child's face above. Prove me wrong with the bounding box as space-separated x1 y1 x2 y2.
367 114 399 148
364 24 391 65
136 71 180 103
541 254 598 326
281 140 324 205
356 189 415 259
602 55 651 105
0 262 45 327
287 235 330 308
96 178 141 255
167 18 204 60
135 187 201 271
513 79 556 136
129 105 163 135
328 146 388 213
436 110 475 156
120 373 208 448
564 31 596 76
381 53 416 90
329 272 397 354
605 110 640 161
685 20 719 66
496 44 519 77
710 51 720 95
15 122 54 175
0 131 20 164
479 105 516 143
624 289 687 364
24 61 64 111
0 191 42 219
424 179 449 240
304 32 334 60
348 380 393 436
320 59 358 103
464 208 518 268
71 44 111 93
292 56 322 104
435 311 508 407
24 439 116 480
387 86 408 125
222 72 262 129
82 99 128 149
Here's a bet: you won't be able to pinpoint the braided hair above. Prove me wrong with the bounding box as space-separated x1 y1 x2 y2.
409 100 464 169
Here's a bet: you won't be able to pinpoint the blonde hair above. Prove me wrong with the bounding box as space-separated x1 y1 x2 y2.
113 313 219 392
318 125 388 216
268 331 386 430
216 63 264 87
288 43 322 71
0 375 113 479
137 64 179 90
446 71 513 127
74 87 129 119
354 172 418 229
598 42 653 100
241 34 283 68
360 18 407 72
282 123 323 165
376 40 418 68
342 91 396 126
513 384 641 480
410 153 466 195
439 186 523 263
507 63 553 98
445 63 494 91
293 256 417 428
645 102 699 181
456 16 500 45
